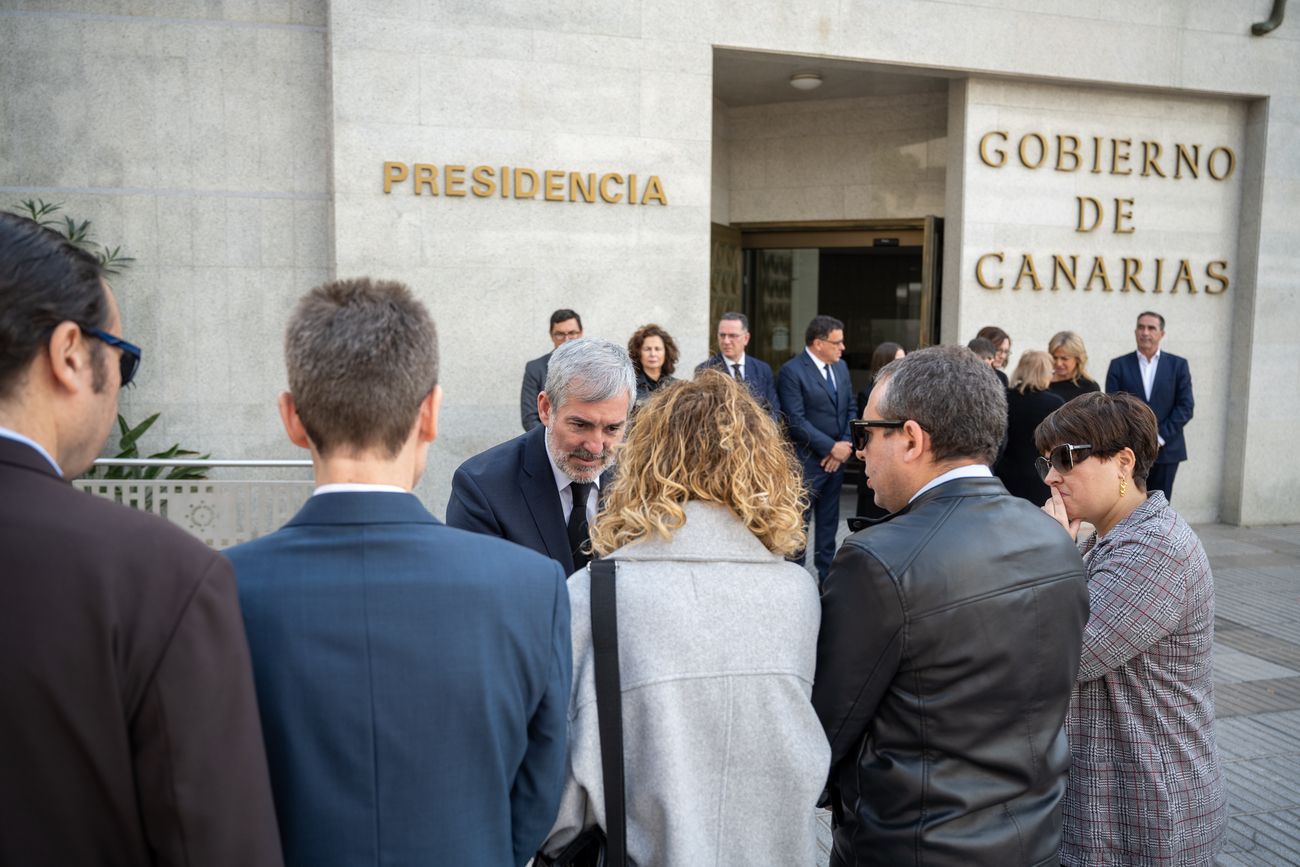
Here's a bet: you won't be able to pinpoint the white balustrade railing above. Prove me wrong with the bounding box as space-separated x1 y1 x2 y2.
75 459 315 550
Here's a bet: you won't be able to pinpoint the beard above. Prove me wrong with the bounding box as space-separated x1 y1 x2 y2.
547 435 613 484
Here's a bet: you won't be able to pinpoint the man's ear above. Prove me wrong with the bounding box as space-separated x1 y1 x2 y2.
537 390 553 428
901 418 928 464
417 385 442 444
46 321 93 394
277 392 314 450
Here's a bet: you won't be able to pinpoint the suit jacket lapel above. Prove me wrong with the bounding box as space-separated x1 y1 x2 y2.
520 427 573 571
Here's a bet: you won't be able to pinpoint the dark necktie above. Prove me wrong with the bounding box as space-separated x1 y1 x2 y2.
824 364 834 389
567 481 593 570
731 363 743 382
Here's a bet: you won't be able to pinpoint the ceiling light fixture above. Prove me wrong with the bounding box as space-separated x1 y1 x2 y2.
789 72 823 91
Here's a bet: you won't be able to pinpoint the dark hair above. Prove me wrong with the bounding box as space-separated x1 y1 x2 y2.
976 325 1010 346
0 212 108 400
967 337 996 360
550 308 583 331
1137 310 1165 330
1033 392 1158 490
285 278 439 457
719 311 748 331
805 315 844 346
627 323 679 376
875 345 1007 464
869 342 903 377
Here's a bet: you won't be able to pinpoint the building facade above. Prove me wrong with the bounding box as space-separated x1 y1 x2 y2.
4 1 1297 524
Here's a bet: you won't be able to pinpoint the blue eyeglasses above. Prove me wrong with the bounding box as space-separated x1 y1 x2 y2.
81 327 142 387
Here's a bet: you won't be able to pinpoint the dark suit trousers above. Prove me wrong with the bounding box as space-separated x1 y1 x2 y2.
796 465 843 583
1148 459 1179 502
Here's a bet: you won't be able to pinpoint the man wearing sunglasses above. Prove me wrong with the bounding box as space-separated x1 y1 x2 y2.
0 213 282 866
812 345 1089 867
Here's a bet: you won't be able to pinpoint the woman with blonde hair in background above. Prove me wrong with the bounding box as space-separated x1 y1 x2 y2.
1048 330 1101 403
540 371 831 865
994 349 1065 504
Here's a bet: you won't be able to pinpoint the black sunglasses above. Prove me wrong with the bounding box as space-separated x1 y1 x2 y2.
851 418 906 451
1035 443 1093 481
82 327 142 387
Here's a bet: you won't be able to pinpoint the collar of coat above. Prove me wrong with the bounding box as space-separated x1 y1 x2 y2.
606 500 784 564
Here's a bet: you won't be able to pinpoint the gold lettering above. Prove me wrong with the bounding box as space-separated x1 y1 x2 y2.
1121 258 1146 292
1091 136 1104 174
1014 254 1043 291
1052 255 1078 291
1141 141 1167 177
975 252 1005 289
569 172 595 203
501 165 510 197
1113 198 1135 234
543 170 565 202
1085 257 1114 292
979 131 1009 168
599 173 624 204
1205 260 1230 294
1018 133 1047 169
1175 144 1200 179
413 163 439 196
1207 147 1236 181
383 161 409 194
1171 259 1196 294
1076 196 1103 233
641 175 668 206
444 165 466 197
1153 258 1165 293
1110 138 1133 176
627 173 638 205
471 165 496 197
513 168 539 199
1055 135 1081 172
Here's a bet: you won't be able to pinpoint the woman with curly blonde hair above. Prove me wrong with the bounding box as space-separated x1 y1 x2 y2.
541 371 831 865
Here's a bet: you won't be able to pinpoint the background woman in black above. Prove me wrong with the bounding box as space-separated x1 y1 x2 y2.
995 350 1065 504
853 341 904 521
1048 330 1101 403
628 323 679 405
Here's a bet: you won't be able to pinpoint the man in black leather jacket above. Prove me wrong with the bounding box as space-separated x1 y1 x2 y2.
812 345 1089 866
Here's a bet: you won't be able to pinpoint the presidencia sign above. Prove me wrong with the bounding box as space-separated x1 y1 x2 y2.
381 161 669 206
970 129 1239 296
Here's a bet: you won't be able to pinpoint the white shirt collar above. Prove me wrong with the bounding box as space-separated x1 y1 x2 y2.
908 464 993 504
1137 348 1161 366
721 351 746 370
804 347 827 372
313 483 409 496
0 426 62 477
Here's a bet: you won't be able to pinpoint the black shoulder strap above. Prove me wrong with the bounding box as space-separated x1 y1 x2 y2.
589 557 626 866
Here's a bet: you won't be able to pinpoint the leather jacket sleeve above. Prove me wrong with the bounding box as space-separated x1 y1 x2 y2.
811 541 906 771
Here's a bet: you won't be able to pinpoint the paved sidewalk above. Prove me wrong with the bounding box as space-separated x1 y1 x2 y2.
808 502 1300 865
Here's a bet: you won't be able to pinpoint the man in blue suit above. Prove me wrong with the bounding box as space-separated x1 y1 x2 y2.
1105 310 1194 501
779 315 856 583
448 337 635 575
227 278 571 867
695 311 780 419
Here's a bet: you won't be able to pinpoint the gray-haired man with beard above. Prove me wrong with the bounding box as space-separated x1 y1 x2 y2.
448 338 635 574
812 345 1089 866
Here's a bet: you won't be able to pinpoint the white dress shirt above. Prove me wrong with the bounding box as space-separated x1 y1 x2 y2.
805 347 835 389
313 482 409 496
545 431 601 524
909 464 993 504
0 426 62 476
1137 349 1160 401
723 352 747 380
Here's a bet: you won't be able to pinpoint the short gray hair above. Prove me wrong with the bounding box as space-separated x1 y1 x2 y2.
875 345 1007 465
285 278 438 457
544 337 636 412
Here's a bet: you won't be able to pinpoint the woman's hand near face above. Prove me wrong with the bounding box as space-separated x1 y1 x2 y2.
1042 486 1081 541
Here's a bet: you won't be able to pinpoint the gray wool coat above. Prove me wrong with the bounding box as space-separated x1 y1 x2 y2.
541 501 831 866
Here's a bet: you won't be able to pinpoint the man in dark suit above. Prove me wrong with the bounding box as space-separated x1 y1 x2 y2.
227 278 571 867
450 337 635 574
695 311 780 418
0 212 282 866
778 314 856 582
521 307 583 431
1105 311 1194 501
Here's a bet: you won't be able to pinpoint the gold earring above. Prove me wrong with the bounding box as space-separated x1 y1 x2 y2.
1119 477 1128 497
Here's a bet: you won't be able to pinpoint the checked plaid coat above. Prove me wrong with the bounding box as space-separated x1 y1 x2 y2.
1060 492 1226 866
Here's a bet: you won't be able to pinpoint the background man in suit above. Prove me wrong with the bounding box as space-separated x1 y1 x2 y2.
1105 311 1194 501
695 311 780 418
227 279 571 867
778 314 855 582
521 307 583 431
0 212 282 866
450 337 635 575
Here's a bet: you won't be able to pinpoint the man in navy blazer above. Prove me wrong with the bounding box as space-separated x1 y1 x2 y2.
695 311 780 419
227 279 571 867
450 337 636 575
1105 311 1194 501
778 315 856 582
520 308 583 431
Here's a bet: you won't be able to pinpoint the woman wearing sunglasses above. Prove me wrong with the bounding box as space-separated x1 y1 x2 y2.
1035 392 1225 866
